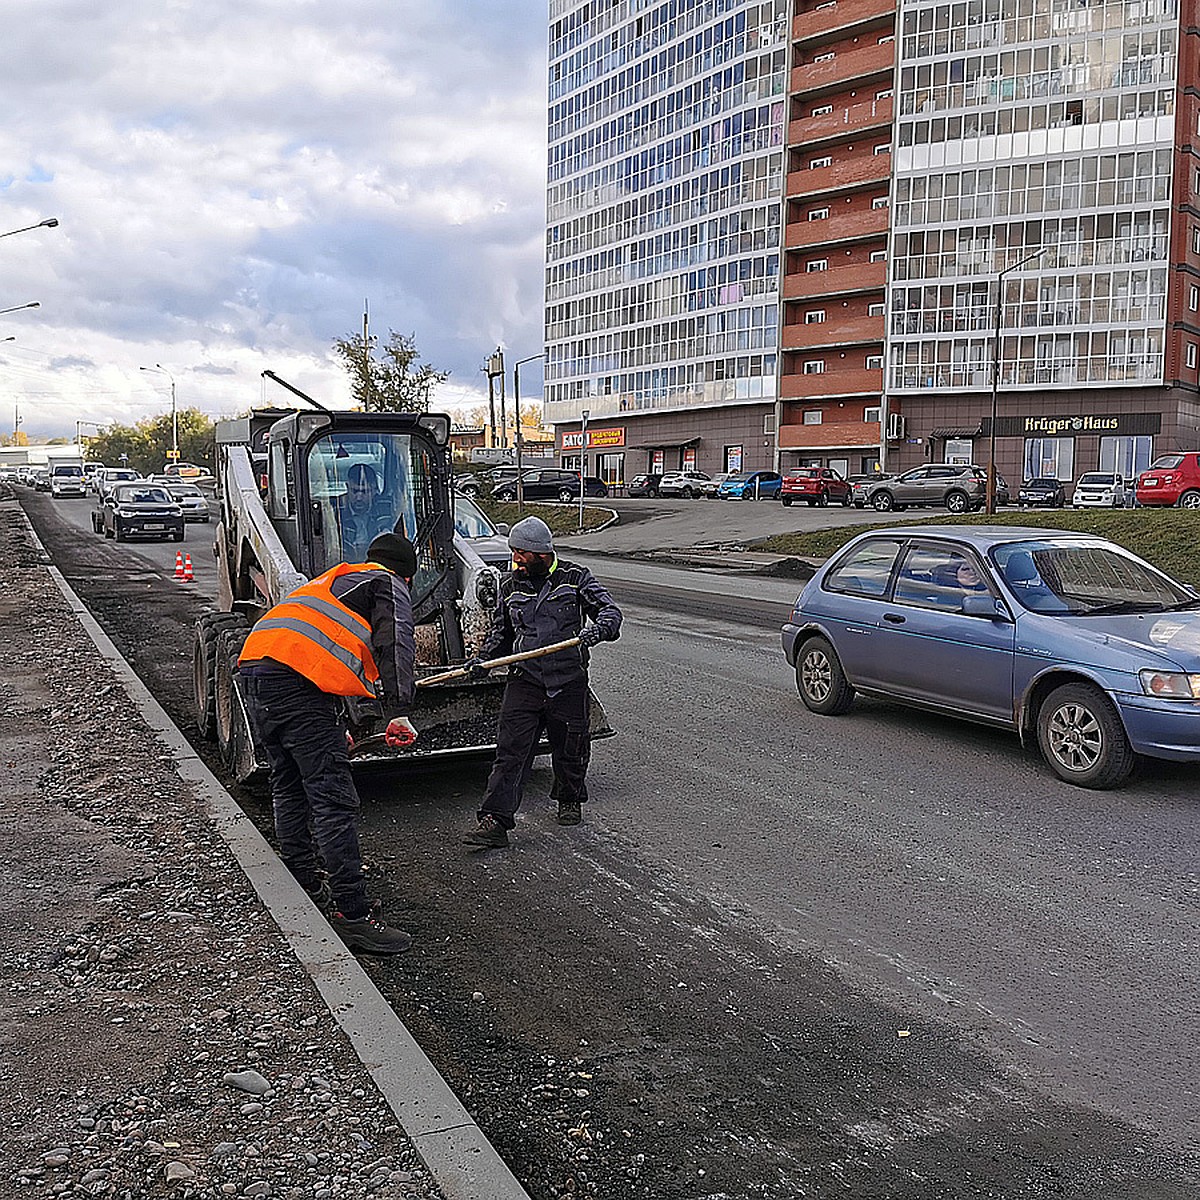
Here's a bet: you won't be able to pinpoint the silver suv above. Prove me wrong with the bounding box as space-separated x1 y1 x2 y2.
861 465 1007 513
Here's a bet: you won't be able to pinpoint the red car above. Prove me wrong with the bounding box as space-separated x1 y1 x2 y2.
1135 453 1200 509
780 467 852 507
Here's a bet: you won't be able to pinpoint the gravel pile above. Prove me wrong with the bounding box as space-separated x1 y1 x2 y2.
0 500 443 1199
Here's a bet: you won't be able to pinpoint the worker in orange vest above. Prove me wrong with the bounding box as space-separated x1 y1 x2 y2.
238 532 418 955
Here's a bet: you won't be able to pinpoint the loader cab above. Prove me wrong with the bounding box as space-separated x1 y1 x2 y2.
263 410 456 623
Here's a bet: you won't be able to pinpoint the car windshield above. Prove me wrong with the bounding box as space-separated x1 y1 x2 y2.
454 496 497 539
1026 478 1057 488
1148 455 1182 470
54 466 83 477
991 540 1195 615
169 485 204 498
1079 474 1115 485
116 486 170 504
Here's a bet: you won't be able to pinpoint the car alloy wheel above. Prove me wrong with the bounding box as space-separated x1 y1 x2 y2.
796 636 855 716
945 490 969 514
558 488 576 502
1036 682 1134 789
1178 490 1200 510
497 489 516 502
872 491 894 512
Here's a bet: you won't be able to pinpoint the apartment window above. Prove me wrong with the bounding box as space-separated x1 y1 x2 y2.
814 52 835 63
812 104 833 117
803 410 823 424
810 155 832 169
864 406 882 423
806 258 829 272
868 302 885 316
803 361 826 375
808 207 830 220
866 354 884 369
876 89 893 100
1189 344 1198 369
1190 285 1199 312
805 310 826 323
873 143 891 155
763 412 777 435
1192 227 1200 254
872 196 889 209
870 250 887 262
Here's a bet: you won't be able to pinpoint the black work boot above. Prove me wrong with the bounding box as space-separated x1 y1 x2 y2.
303 872 333 911
557 799 582 826
464 813 510 850
329 904 413 955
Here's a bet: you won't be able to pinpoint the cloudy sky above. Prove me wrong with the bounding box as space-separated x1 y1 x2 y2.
1 0 548 441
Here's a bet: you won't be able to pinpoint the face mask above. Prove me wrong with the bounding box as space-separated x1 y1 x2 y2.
516 556 551 581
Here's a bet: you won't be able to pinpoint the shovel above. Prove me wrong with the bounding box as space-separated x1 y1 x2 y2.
347 638 583 757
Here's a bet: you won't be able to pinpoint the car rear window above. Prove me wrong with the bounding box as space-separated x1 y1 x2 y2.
824 538 902 597
1148 456 1183 470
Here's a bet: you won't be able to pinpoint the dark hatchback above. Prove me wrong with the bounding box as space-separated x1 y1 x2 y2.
98 483 185 542
1017 477 1066 508
628 473 663 497
492 468 608 502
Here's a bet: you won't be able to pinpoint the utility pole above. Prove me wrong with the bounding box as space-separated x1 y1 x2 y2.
487 350 505 450
513 353 544 514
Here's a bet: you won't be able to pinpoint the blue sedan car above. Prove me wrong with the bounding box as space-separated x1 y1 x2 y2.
717 470 782 500
780 526 1200 789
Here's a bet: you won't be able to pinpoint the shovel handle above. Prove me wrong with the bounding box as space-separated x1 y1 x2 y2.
415 637 582 689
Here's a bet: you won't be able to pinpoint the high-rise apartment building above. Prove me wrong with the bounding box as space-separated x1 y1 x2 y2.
545 0 1200 491
544 0 791 481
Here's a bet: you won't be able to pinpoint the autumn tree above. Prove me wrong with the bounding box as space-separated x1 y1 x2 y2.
85 408 215 475
332 329 448 413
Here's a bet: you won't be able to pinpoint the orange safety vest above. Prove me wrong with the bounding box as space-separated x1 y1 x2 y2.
238 562 386 698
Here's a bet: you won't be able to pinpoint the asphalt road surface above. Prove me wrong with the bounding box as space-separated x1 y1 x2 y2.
22 487 1200 1199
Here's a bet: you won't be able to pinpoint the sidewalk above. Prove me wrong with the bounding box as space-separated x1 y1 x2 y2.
0 499 525 1199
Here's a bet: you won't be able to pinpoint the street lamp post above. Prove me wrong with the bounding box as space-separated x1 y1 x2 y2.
578 409 590 530
987 247 1047 515
0 218 58 240
0 302 40 317
486 351 505 449
513 353 544 515
140 364 178 462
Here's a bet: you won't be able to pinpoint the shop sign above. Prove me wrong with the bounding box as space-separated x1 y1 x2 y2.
562 427 626 450
981 413 1162 438
651 449 664 473
682 446 697 470
727 445 743 471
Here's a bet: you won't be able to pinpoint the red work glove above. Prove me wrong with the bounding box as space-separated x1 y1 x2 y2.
384 717 418 748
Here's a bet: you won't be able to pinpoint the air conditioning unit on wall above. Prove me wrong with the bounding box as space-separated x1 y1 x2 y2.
887 413 907 440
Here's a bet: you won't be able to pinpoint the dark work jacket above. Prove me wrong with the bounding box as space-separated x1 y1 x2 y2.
329 567 416 719
481 557 622 694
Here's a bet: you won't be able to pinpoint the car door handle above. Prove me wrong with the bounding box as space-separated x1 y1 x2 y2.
883 613 906 624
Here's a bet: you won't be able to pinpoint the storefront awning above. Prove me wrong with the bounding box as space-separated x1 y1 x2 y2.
630 435 702 449
929 425 982 438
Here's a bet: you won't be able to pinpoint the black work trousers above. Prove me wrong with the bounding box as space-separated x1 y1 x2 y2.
240 667 370 918
479 675 590 830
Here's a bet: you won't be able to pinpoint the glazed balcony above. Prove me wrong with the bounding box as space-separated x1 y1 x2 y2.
783 259 887 299
790 40 895 95
785 207 889 249
787 154 891 200
781 367 884 399
792 0 895 45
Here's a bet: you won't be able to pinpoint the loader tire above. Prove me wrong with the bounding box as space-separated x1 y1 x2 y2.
193 612 247 739
214 626 266 786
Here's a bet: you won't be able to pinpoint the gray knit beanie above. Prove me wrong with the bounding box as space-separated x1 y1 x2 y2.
507 516 554 554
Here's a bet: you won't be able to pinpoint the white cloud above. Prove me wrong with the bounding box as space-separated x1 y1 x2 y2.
0 0 548 440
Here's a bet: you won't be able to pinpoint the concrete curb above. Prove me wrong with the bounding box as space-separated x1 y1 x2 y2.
33 541 531 1200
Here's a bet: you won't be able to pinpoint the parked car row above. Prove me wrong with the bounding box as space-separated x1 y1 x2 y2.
455 466 609 503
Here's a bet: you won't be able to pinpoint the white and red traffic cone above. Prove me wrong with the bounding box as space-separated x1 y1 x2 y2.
173 551 185 579
182 553 194 583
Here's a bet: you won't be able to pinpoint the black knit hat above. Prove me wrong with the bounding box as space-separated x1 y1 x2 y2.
367 532 418 579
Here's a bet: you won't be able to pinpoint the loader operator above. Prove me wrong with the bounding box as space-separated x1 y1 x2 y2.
339 463 394 564
237 532 419 955
463 515 622 849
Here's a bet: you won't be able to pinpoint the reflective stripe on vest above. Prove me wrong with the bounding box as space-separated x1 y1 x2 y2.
239 563 385 698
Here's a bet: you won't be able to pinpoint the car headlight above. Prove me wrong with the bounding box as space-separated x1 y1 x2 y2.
1139 670 1200 699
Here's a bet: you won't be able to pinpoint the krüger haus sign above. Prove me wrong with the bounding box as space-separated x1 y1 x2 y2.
980 413 1163 438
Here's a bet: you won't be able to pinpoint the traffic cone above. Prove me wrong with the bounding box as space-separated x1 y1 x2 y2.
173 551 185 579
182 553 194 583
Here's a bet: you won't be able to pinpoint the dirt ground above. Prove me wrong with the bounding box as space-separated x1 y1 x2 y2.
15 487 1200 1200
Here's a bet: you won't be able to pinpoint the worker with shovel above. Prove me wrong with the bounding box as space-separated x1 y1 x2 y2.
463 515 622 850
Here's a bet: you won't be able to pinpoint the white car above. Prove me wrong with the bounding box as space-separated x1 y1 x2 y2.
699 472 733 499
50 463 87 498
162 481 211 522
1072 472 1130 508
658 471 710 498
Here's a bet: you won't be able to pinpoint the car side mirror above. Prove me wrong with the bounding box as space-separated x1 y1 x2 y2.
962 593 1013 622
495 522 510 534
